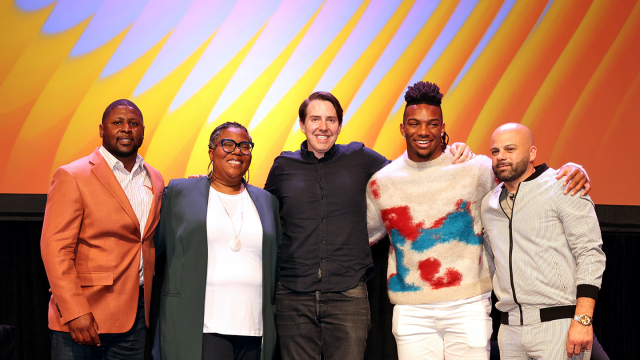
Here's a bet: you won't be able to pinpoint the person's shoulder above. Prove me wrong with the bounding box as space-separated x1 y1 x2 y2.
167 176 207 190
339 141 377 155
246 183 279 205
271 149 303 168
370 155 404 181
54 152 97 178
276 149 302 160
246 183 270 196
143 161 163 180
470 154 492 167
533 166 560 188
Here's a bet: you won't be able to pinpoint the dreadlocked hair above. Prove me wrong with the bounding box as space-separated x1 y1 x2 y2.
404 81 448 151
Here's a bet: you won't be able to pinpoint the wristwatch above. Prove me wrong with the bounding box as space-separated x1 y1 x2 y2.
573 314 593 326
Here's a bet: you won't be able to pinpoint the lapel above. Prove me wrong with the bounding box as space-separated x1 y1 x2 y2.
89 148 141 236
195 176 211 233
142 163 164 237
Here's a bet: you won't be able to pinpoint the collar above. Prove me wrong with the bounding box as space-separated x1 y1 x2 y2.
99 146 145 173
300 140 338 162
401 150 452 168
524 163 549 182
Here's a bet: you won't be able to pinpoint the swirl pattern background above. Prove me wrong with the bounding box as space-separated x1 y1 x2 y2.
1 0 639 205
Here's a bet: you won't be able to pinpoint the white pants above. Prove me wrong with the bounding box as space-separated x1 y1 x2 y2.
498 318 591 360
392 296 492 360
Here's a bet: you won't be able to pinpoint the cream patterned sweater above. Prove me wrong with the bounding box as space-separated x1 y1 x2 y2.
366 151 497 305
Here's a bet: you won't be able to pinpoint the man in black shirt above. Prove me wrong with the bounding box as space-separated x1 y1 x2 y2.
265 91 476 360
265 91 385 360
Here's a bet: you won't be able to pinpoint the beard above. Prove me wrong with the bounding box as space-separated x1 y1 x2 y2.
104 138 144 159
493 156 529 183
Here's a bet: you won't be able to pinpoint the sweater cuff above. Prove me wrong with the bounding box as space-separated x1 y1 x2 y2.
563 162 590 182
577 284 599 301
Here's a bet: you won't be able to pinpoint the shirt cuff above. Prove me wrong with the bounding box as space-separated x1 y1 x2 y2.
577 284 599 301
563 162 590 182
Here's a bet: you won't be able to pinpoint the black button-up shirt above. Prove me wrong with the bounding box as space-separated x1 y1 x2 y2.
265 141 389 292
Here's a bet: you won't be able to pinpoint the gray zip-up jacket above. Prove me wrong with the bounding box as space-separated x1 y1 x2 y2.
481 164 605 326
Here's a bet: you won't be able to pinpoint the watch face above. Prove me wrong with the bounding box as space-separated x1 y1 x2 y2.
576 315 592 325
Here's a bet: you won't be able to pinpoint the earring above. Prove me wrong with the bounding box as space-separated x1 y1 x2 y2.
207 161 213 179
243 168 250 184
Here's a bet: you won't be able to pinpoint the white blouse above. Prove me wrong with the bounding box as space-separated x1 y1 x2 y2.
203 188 263 336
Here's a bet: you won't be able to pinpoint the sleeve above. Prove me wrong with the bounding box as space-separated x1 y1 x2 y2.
264 159 283 210
154 181 173 257
556 189 606 300
271 194 282 293
366 178 388 245
560 162 590 182
363 146 391 178
40 167 91 325
482 231 496 279
478 156 499 193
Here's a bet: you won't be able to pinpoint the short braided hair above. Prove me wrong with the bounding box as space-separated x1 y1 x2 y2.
208 122 250 149
403 81 448 151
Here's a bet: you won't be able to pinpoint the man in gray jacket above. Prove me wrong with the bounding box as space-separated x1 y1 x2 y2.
481 123 605 359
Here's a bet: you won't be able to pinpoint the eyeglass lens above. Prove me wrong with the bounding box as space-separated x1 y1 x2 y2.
221 140 253 154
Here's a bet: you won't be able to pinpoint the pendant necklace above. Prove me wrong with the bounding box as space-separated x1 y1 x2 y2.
216 188 243 252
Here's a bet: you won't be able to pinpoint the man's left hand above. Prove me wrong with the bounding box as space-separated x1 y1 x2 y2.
450 142 475 164
566 320 593 358
556 165 591 196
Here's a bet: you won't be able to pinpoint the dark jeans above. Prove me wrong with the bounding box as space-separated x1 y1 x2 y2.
50 286 146 360
202 333 262 360
275 281 370 360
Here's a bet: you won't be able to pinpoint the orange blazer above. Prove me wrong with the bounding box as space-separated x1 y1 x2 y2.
41 148 164 333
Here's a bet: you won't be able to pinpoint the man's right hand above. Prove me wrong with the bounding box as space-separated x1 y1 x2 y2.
68 313 101 346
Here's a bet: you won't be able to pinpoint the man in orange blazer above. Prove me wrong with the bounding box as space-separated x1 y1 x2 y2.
41 99 164 359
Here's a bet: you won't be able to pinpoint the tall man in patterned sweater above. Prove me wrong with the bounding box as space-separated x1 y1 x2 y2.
366 81 591 360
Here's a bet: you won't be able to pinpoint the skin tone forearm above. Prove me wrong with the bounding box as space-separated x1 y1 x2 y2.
566 297 595 357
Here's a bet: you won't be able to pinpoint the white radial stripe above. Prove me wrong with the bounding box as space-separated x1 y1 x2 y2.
16 0 57 12
134 0 236 96
449 0 516 93
101 0 195 78
314 0 402 94
249 0 364 130
291 0 402 132
41 0 102 34
205 0 323 124
342 0 439 127
71 0 149 57
389 0 479 113
169 0 282 111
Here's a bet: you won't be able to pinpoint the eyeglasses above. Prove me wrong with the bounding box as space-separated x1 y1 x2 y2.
216 139 255 155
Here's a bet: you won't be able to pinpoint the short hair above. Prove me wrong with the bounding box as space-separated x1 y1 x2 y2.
404 81 443 109
102 99 143 124
298 91 344 125
208 122 250 149
403 81 448 151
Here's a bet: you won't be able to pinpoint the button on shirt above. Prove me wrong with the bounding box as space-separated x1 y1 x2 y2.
265 141 389 292
99 146 153 285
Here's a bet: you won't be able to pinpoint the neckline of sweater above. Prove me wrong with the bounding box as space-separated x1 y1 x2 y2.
401 150 453 168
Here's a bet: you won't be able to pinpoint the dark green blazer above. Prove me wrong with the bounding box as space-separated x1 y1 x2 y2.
155 177 280 360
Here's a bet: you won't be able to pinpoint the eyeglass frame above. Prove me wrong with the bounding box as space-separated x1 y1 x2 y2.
211 138 255 155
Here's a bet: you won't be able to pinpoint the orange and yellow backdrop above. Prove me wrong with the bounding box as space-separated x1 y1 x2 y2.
1 0 639 205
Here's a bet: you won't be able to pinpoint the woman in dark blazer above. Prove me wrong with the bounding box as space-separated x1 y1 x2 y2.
155 122 280 360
